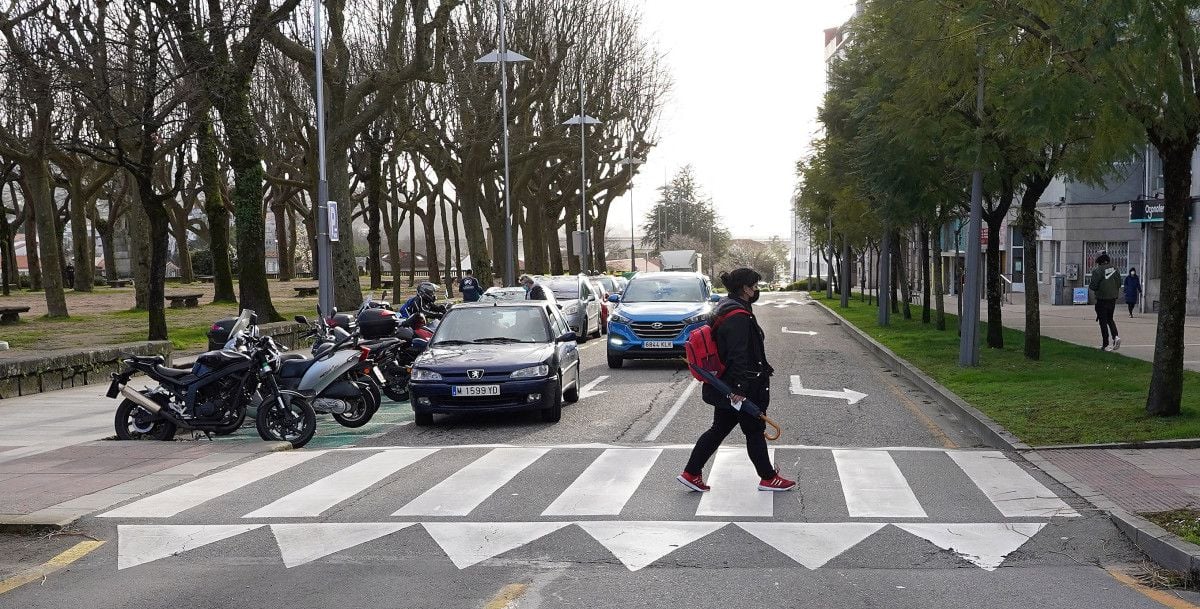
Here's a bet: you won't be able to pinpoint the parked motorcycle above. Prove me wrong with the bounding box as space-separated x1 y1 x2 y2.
109 310 318 448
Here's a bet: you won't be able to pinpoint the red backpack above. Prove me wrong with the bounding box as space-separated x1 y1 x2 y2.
684 308 749 383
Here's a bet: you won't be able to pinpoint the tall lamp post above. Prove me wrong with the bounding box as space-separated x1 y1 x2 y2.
476 0 531 287
314 0 334 316
562 73 602 275
619 153 645 272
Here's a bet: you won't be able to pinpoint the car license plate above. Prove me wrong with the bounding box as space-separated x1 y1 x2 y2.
453 385 500 397
644 340 674 349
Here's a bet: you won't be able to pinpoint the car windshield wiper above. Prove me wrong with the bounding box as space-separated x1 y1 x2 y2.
432 339 475 345
474 337 529 343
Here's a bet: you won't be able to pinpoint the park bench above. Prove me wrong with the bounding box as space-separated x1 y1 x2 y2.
294 286 319 297
108 279 131 288
196 275 214 283
0 306 30 324
166 293 203 308
381 280 393 289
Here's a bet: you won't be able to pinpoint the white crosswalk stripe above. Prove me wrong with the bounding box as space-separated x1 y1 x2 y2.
542 448 662 516
832 449 926 518
946 450 1079 518
697 448 776 517
393 447 549 517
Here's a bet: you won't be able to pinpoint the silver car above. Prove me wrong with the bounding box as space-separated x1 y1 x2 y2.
541 275 603 341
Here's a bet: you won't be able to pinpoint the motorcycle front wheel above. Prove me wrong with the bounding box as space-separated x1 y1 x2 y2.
380 360 411 402
256 393 317 448
114 397 177 441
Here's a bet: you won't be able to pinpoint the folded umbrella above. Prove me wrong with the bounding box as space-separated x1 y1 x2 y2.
688 364 781 441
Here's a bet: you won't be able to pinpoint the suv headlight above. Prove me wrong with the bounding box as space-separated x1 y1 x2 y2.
683 311 712 325
562 302 581 315
411 368 442 381
510 364 550 378
609 312 630 325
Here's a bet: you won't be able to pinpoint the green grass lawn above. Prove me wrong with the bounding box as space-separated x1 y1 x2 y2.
814 294 1200 446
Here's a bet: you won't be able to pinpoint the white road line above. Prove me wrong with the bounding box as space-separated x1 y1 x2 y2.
643 379 700 441
244 449 438 518
392 447 549 516
696 448 775 517
542 448 662 516
947 450 1078 518
578 375 609 399
101 451 325 518
832 449 926 518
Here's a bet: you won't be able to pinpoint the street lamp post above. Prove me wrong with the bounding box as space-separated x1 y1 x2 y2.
619 153 645 272
313 0 334 316
476 1 531 287
562 73 602 275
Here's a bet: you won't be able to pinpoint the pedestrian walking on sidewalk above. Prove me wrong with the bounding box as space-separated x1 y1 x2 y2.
677 267 795 493
1089 253 1122 351
1123 267 1142 318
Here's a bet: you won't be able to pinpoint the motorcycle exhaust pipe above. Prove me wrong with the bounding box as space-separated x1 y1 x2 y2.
121 385 162 413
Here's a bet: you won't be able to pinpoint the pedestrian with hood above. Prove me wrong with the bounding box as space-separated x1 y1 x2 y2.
458 270 483 303
677 267 795 493
1088 253 1122 351
520 274 547 301
1123 267 1142 318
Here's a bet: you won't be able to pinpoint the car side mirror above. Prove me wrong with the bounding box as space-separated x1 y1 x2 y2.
557 331 577 343
412 338 429 349
295 315 308 324
607 294 620 303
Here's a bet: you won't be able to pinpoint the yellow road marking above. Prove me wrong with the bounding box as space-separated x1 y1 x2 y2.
874 369 958 449
0 539 105 596
483 583 529 609
1107 567 1200 609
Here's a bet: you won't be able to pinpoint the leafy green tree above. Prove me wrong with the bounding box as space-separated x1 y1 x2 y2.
641 166 730 258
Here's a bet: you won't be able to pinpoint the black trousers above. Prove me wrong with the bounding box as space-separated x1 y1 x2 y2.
1095 298 1119 346
684 381 774 480
1127 301 1136 316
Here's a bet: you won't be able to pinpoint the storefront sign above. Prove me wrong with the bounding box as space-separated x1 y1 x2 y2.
1073 287 1089 305
1129 200 1165 223
1038 226 1053 240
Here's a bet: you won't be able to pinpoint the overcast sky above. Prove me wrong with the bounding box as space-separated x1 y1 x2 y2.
605 0 859 242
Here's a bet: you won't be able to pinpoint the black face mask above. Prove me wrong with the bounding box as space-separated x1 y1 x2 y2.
748 288 760 304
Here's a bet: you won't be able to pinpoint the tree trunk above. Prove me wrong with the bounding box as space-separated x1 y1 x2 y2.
457 188 493 285
1146 138 1195 416
273 202 291 281
920 225 931 324
878 232 891 325
197 117 236 302
985 214 1004 349
422 203 441 284
231 144 280 319
366 145 383 291
548 221 564 275
140 189 170 341
24 200 41 290
171 205 194 283
440 196 454 296
408 204 417 285
0 205 10 296
66 174 94 292
451 202 463 285
840 237 851 308
895 234 910 318
933 227 946 331
128 188 151 310
24 163 67 315
386 205 403 303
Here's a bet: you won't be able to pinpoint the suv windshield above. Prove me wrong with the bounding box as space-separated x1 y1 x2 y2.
597 276 617 293
622 276 706 303
545 277 579 299
433 307 550 344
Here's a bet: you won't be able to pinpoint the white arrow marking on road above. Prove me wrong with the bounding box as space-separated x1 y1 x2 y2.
789 375 867 404
895 523 1046 571
578 375 609 399
781 327 818 336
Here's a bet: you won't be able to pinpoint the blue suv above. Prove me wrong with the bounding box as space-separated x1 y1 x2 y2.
606 272 719 368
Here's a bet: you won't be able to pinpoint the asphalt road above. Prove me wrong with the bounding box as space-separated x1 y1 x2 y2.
0 293 1174 609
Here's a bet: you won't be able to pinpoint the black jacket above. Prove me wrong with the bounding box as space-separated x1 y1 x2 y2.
701 296 773 403
527 284 548 300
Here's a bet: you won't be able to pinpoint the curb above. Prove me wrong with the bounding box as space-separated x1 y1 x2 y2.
811 298 1200 576
1033 438 1200 450
810 300 1028 451
0 441 294 533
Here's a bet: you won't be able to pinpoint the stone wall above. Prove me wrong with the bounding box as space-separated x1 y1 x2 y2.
0 341 172 399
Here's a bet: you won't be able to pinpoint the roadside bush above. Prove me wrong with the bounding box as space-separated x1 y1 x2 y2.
784 278 826 291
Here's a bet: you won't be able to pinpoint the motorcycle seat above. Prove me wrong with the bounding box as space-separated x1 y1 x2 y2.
279 358 317 379
153 365 197 386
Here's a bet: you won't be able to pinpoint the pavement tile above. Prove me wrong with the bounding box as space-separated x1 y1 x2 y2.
1041 449 1200 514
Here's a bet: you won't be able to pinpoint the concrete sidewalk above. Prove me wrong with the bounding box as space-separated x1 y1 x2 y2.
942 294 1200 371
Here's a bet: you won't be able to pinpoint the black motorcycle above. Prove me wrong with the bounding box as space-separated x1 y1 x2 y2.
108 310 318 448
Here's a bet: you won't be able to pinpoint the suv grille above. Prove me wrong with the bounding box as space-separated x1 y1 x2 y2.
630 321 686 339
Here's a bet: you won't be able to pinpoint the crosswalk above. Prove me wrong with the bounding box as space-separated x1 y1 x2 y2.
101 445 1079 572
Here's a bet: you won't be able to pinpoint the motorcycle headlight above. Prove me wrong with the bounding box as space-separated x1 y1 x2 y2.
411 368 442 381
510 364 550 378
683 311 713 325
562 302 581 315
609 312 630 325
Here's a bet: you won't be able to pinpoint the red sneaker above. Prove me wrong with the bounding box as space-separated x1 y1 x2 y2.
758 474 796 492
676 471 710 492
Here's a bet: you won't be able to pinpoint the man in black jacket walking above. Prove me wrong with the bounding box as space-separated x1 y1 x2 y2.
677 268 796 493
